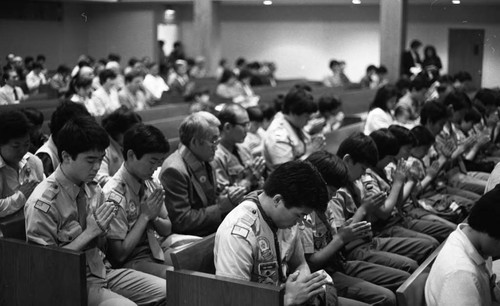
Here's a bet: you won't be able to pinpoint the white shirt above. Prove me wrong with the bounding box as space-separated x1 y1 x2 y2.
0 84 24 105
26 71 47 91
90 86 121 116
363 108 394 135
425 224 496 306
143 74 169 100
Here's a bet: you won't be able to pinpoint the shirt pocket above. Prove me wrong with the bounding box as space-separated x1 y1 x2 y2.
57 220 83 243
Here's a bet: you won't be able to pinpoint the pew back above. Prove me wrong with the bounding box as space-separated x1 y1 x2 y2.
167 233 284 306
0 209 25 240
0 238 87 306
396 243 445 306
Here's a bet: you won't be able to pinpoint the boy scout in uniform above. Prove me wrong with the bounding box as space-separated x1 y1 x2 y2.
103 124 200 279
215 160 366 306
0 111 44 222
25 116 166 306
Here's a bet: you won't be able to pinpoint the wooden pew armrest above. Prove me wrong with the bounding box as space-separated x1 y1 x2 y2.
167 269 284 306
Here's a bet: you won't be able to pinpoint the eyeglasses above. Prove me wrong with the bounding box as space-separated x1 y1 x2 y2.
232 121 251 129
203 137 221 147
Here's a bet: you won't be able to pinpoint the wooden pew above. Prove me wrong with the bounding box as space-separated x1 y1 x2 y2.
0 238 87 306
0 209 25 240
396 242 445 306
167 233 284 306
324 121 364 154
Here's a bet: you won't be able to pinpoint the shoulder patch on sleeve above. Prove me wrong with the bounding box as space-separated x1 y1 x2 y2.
231 224 250 239
108 190 124 205
35 200 51 213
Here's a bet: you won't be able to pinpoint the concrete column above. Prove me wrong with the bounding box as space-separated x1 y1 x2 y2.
380 0 407 82
193 0 221 77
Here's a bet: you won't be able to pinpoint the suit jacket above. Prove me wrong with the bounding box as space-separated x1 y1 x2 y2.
160 145 232 236
401 50 422 76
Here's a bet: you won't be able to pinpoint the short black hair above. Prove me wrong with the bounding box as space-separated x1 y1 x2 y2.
124 69 144 83
329 59 340 69
108 53 121 63
366 65 377 73
388 125 416 147
21 107 44 127
261 103 277 121
282 86 317 116
57 116 109 161
101 108 142 142
410 39 422 49
377 66 388 74
411 126 435 147
454 71 472 83
443 90 471 112
306 151 349 189
123 124 169 161
410 76 430 91
420 101 449 125
263 160 329 213
463 107 482 124
49 101 91 144
246 106 264 122
318 95 342 115
369 129 400 161
468 185 500 240
238 69 253 81
337 132 379 167
0 111 31 145
99 69 117 86
369 84 398 112
235 57 246 67
475 88 500 108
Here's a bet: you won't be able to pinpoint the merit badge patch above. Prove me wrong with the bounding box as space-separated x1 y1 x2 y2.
34 200 50 213
257 237 273 261
231 225 249 238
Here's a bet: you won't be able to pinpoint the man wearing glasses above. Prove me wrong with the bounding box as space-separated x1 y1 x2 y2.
160 111 246 237
213 104 266 194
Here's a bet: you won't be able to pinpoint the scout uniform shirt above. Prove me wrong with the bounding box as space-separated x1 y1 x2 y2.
213 143 255 190
0 152 44 219
102 164 166 264
214 192 300 285
263 112 311 171
95 137 124 187
35 135 60 175
25 166 108 280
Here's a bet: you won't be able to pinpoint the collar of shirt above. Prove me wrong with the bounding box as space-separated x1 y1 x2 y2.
109 136 122 154
54 166 91 201
179 144 208 175
456 223 489 266
0 152 29 172
118 164 143 196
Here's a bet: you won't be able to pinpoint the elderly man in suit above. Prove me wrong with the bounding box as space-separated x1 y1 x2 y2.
160 111 246 237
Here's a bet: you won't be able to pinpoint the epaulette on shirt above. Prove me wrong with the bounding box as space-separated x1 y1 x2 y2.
107 181 126 206
34 184 60 213
231 208 258 239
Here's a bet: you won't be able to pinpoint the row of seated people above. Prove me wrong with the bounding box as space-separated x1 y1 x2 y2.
0 80 498 305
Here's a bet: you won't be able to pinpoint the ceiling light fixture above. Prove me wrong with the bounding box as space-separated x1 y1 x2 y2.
352 0 361 4
263 0 273 5
452 0 460 4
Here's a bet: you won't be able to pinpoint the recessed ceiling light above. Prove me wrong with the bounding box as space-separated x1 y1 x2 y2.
452 0 460 4
352 0 361 4
263 0 273 5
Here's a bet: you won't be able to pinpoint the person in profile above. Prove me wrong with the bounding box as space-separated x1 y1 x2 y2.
425 185 500 306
